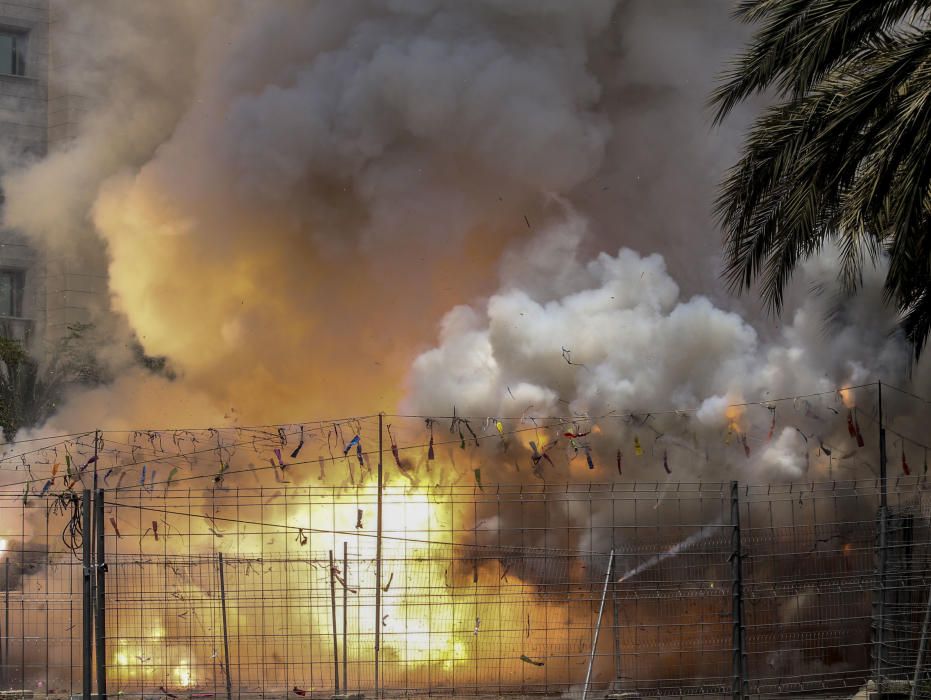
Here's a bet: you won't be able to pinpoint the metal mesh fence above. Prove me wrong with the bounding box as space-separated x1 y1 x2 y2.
0 478 929 698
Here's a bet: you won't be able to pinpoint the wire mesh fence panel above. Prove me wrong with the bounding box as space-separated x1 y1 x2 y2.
0 494 84 696
98 483 744 697
0 478 928 697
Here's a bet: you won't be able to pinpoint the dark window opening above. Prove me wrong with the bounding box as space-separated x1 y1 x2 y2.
0 31 26 77
0 270 25 317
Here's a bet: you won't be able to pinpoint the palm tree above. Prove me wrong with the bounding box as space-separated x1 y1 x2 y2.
712 0 931 355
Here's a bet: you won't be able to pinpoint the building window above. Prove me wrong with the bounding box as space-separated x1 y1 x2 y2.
0 31 26 77
0 270 24 317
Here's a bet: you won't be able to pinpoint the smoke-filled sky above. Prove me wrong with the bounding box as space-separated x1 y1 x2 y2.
2 0 926 482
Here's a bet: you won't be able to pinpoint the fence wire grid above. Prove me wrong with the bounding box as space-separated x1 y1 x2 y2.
0 478 929 699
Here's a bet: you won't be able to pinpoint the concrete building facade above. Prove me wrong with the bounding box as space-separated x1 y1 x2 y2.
0 0 106 353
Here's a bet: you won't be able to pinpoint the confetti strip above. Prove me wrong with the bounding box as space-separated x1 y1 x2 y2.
564 431 590 439
109 517 122 539
616 449 622 475
388 425 403 468
474 468 484 491
343 435 360 456
903 447 911 476
530 440 556 469
520 655 544 667
290 426 304 459
634 436 643 456
427 419 436 460
663 449 671 474
463 420 480 446
356 509 364 529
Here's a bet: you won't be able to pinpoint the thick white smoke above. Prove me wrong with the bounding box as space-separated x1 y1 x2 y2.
404 211 909 483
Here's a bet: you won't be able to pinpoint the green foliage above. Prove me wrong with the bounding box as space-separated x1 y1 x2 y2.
0 324 103 442
712 0 931 356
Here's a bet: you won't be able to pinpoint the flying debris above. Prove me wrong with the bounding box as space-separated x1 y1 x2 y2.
520 655 544 667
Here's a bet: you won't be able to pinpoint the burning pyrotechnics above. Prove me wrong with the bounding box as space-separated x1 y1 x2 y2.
0 1 928 698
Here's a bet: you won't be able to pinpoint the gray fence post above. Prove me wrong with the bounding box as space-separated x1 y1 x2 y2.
874 505 888 688
95 489 107 700
217 553 233 700
910 577 931 700
329 549 340 695
730 481 746 700
3 557 7 686
82 490 92 700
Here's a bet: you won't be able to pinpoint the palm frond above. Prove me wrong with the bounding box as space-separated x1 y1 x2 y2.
711 0 931 123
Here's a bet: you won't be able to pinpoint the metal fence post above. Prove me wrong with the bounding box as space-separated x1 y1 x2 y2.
611 556 622 692
874 505 888 687
730 481 746 700
2 557 7 686
583 551 615 700
375 413 384 698
95 489 107 700
910 578 931 700
81 490 92 700
342 541 348 693
329 549 340 695
217 553 233 700
875 379 889 690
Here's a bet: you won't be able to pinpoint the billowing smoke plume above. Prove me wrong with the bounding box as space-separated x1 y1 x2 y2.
404 210 909 484
0 5 925 690
4 0 621 426
0 0 923 477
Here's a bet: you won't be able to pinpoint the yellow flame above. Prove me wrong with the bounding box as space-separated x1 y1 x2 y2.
174 664 193 687
839 388 855 408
